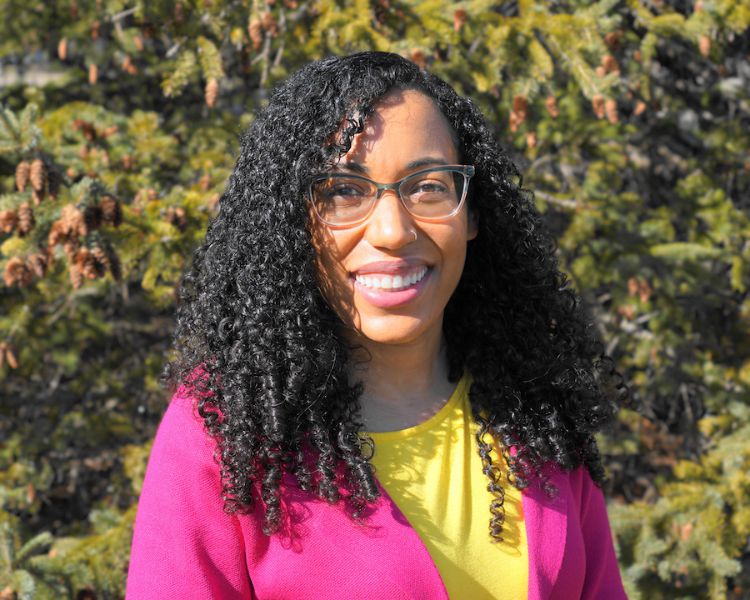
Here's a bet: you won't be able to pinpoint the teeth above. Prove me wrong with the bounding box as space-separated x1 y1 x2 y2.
355 267 427 291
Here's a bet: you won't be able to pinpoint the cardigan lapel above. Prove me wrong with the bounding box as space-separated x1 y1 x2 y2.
522 467 569 600
313 479 450 600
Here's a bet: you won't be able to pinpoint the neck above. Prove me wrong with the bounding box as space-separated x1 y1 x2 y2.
345 324 456 432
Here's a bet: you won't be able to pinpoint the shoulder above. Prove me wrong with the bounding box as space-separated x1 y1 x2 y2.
554 464 609 522
150 384 218 469
128 384 255 598
137 381 226 519
533 462 608 515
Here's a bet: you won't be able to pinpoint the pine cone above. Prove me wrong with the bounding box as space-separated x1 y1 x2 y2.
91 246 110 272
27 250 48 278
0 209 18 234
63 238 80 259
248 18 263 50
30 159 46 193
633 101 647 116
69 262 83 289
174 2 185 22
699 35 711 57
592 95 606 119
605 99 619 124
60 203 88 237
509 95 528 132
101 125 119 138
58 38 68 60
48 222 66 248
80 121 97 142
89 63 98 85
75 247 101 279
15 161 30 192
83 205 103 230
207 193 220 211
508 112 521 133
165 206 188 231
32 188 45 206
604 31 621 51
90 246 114 279
3 257 32 288
205 78 219 108
453 8 467 33
601 54 620 75
17 203 35 236
409 48 426 70
100 195 122 227
512 95 528 116
4 345 18 369
545 95 559 119
260 12 278 36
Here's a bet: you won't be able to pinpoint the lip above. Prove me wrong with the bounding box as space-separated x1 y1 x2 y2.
352 266 432 309
352 258 430 276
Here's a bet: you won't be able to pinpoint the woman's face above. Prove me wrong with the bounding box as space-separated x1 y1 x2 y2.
310 89 477 347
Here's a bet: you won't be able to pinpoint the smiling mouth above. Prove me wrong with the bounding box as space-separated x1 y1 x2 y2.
353 267 429 292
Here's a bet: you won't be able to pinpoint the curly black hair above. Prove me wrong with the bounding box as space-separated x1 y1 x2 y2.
162 51 626 541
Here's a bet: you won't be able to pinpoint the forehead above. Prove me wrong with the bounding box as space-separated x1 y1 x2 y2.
339 89 459 168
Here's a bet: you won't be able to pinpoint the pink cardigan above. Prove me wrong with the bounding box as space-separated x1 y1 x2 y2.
126 388 627 599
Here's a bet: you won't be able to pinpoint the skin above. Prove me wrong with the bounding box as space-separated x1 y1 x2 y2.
310 89 478 432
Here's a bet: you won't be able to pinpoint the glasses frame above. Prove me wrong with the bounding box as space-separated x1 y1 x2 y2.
307 164 476 228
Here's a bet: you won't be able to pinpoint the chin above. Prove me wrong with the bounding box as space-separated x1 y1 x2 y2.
353 314 434 346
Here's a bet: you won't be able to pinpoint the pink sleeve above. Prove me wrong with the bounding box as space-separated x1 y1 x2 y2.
577 469 628 599
126 388 253 599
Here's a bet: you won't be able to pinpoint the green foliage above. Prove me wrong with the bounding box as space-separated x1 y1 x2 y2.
610 422 750 599
1 0 748 597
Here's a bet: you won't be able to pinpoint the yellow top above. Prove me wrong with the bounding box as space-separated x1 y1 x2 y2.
369 373 528 600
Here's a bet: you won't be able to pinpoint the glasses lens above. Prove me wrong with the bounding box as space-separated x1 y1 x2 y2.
400 169 465 219
311 176 376 225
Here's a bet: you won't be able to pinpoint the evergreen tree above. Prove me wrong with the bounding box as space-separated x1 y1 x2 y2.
1 1 748 597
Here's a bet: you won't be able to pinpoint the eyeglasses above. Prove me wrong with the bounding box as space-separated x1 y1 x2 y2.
308 165 475 227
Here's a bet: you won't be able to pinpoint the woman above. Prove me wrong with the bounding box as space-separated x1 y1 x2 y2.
127 51 628 599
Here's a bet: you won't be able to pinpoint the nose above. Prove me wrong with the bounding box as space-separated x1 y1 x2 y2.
364 189 416 249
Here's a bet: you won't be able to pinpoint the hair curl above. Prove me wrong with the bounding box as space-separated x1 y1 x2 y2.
163 51 627 541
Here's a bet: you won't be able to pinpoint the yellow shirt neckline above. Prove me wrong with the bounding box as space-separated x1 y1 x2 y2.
367 373 470 442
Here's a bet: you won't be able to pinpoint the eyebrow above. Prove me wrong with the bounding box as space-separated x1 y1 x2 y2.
334 157 450 174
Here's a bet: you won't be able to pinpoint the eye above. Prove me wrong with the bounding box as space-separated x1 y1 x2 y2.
329 183 367 199
412 180 449 194
316 179 369 203
403 175 453 202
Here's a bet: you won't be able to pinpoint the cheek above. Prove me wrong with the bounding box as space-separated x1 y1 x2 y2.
310 226 358 314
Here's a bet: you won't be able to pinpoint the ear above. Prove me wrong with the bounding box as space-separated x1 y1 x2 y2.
466 208 479 241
